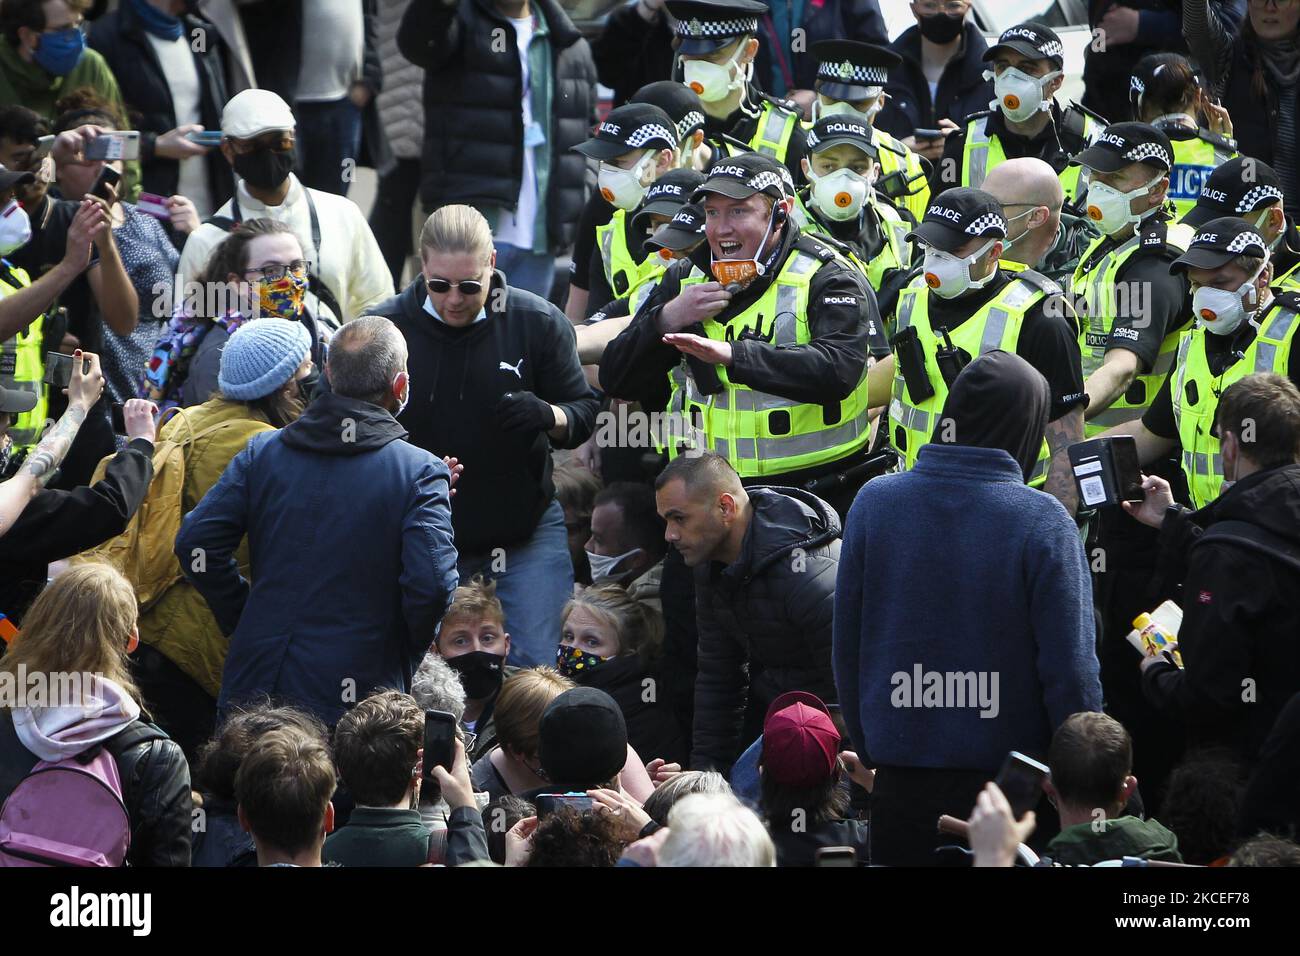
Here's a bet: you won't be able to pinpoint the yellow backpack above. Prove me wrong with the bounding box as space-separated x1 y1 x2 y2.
73 411 244 612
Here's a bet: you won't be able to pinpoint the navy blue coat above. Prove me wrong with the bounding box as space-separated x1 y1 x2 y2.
176 392 458 726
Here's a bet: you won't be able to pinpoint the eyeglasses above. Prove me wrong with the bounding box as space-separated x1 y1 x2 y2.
913 0 969 14
245 260 308 281
427 277 485 295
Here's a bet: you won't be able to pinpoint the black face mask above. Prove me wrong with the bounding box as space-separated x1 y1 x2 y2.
233 145 296 191
444 651 507 700
918 12 964 44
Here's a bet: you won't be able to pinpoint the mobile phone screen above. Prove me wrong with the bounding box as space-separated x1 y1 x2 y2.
994 751 1049 821
1110 435 1145 503
41 352 76 389
422 710 457 782
91 166 122 201
535 794 595 818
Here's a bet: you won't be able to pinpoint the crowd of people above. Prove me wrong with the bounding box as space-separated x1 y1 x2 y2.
0 0 1298 871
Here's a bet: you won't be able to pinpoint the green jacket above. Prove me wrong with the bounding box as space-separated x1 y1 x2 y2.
137 398 274 697
322 808 433 867
0 36 139 198
1047 816 1183 866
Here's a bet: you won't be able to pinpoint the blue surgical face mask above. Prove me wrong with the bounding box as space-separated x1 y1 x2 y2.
33 27 86 77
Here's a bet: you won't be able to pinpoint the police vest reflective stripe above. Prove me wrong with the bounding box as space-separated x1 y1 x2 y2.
1172 300 1299 508
595 209 663 299
874 128 930 224
1071 222 1193 436
724 100 800 164
888 275 1054 486
795 194 913 295
0 262 47 450
962 113 1093 204
1167 135 1238 220
663 244 873 477
1276 259 1300 294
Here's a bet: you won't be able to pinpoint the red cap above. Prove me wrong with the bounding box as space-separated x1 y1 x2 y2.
761 692 840 788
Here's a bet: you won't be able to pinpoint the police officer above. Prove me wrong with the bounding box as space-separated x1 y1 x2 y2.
1069 123 1193 438
666 0 805 176
601 151 880 516
1181 158 1300 291
937 22 1105 207
1103 218 1300 510
1130 53 1237 220
982 157 1101 284
567 82 711 323
797 114 914 329
0 164 105 453
808 39 930 224
883 187 1085 511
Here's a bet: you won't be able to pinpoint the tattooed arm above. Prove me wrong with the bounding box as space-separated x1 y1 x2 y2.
1043 407 1084 517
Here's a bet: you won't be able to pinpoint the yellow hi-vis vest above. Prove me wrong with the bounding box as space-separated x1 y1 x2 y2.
888 272 1055 486
1172 293 1300 509
723 99 801 166
961 110 1097 205
1275 258 1300 294
0 261 47 450
873 128 930 224
662 242 873 477
594 209 666 300
795 192 913 296
1071 222 1193 436
1167 134 1238 221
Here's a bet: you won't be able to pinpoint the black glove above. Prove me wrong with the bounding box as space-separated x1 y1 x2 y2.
495 391 555 434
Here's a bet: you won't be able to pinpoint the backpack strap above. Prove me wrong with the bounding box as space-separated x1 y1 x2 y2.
102 721 169 758
1195 518 1300 576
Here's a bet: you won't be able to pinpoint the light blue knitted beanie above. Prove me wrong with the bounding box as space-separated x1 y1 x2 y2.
218 319 312 401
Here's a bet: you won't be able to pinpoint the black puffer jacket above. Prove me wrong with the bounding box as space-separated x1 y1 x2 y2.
397 0 596 253
573 653 688 767
0 711 192 867
691 487 840 771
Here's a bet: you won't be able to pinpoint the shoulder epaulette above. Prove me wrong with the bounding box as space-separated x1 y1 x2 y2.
796 233 846 263
1270 290 1300 314
1010 267 1063 297
1065 100 1109 128
965 108 995 125
757 92 801 116
1196 127 1238 153
714 131 754 154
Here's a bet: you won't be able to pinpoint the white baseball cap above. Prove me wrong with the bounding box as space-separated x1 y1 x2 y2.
221 89 296 140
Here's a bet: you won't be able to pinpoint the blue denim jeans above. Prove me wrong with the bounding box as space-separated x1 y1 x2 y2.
494 242 555 300
295 97 363 196
455 498 573 668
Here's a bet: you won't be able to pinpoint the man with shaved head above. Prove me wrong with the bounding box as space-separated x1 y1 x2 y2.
983 157 1099 282
654 453 841 772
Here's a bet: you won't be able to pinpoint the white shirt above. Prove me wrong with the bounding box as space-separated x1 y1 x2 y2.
493 15 538 250
147 32 213 219
175 174 394 325
295 0 365 102
423 296 487 324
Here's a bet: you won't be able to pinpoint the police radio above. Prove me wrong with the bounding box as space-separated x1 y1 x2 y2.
934 326 968 388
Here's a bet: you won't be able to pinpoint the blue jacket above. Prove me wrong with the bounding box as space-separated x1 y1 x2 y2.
832 444 1101 772
176 392 459 726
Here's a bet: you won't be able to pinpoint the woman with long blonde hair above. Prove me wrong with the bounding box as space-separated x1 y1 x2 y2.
0 564 192 866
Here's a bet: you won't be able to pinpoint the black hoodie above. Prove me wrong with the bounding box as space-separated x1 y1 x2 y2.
1144 464 1300 762
367 272 599 554
936 350 1051 483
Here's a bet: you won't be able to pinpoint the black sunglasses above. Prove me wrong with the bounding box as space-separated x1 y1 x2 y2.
427 276 485 295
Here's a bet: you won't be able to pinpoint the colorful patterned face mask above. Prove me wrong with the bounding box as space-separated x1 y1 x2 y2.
556 643 605 679
256 272 308 319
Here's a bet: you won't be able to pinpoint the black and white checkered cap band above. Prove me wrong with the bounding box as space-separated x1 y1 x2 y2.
817 60 888 86
677 110 705 138
1123 142 1171 166
1226 230 1267 254
965 212 1006 235
1130 76 1145 96
1236 185 1284 211
1038 40 1063 59
677 16 758 38
623 123 675 148
747 169 789 194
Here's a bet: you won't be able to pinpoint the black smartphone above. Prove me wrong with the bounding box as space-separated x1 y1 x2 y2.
110 402 126 434
994 751 1050 821
534 793 595 818
41 351 81 389
1111 434 1145 503
90 165 121 201
421 710 457 782
815 846 857 867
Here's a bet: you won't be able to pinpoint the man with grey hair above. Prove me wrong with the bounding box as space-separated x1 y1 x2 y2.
178 316 460 729
631 792 774 867
982 157 1100 282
